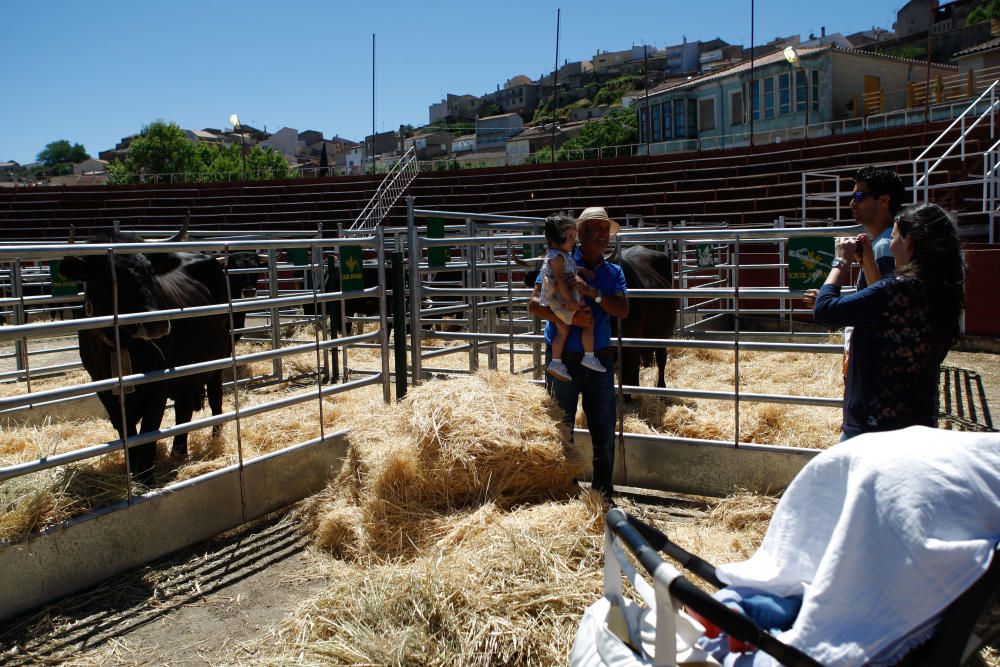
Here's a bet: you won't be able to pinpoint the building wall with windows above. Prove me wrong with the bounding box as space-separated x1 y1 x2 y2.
634 46 956 150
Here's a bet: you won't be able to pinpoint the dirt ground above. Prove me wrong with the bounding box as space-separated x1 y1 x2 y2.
946 349 1000 417
0 338 996 665
0 509 327 666
0 488 709 666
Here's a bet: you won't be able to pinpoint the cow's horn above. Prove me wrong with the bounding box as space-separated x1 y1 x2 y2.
67 225 76 244
166 213 190 243
513 254 544 268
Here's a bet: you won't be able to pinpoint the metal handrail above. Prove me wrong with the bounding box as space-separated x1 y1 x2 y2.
349 146 418 233
914 80 998 165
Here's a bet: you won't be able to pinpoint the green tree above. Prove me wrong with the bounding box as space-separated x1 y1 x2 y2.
107 120 296 183
319 142 329 177
556 108 638 161
592 75 643 107
525 147 554 164
967 0 1000 25
120 120 199 178
37 140 89 176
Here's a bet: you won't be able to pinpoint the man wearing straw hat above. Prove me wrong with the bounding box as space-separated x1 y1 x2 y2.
528 207 629 501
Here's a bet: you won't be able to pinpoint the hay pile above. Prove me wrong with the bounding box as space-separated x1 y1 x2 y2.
615 347 844 447
278 371 601 665
301 370 585 558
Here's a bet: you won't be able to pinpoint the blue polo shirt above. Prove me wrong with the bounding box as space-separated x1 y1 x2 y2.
535 248 628 352
857 226 895 290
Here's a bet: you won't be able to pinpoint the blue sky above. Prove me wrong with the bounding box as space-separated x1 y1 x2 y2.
1 0 903 164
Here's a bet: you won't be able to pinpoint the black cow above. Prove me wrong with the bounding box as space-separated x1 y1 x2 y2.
616 245 677 393
60 226 232 481
517 245 677 395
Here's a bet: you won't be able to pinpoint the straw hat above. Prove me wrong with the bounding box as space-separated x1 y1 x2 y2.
575 207 620 236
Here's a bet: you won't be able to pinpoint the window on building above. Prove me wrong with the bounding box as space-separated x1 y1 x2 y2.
811 70 820 112
699 97 715 131
675 99 686 136
750 80 761 121
639 107 649 143
651 104 662 141
688 99 698 136
778 73 790 115
662 101 673 139
731 91 744 125
795 70 808 113
764 77 775 119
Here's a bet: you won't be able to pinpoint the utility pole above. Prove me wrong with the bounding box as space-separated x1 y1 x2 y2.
372 33 376 176
551 8 561 165
749 0 755 153
925 5 933 126
644 44 650 155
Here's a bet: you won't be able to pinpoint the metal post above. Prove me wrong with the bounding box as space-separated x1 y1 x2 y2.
505 239 515 375
267 249 283 381
221 245 248 523
485 228 498 371
107 249 133 503
317 223 330 381
375 226 391 403
391 249 408 399
467 217 479 373
407 196 423 384
310 244 329 383
531 224 542 379
733 237 741 448
336 223 349 383
11 260 28 384
678 238 688 334
777 216 789 333
800 172 807 222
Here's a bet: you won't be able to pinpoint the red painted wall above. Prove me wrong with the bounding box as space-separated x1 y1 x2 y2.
963 245 1000 337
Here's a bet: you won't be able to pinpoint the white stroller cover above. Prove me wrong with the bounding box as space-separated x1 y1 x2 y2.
716 427 1000 666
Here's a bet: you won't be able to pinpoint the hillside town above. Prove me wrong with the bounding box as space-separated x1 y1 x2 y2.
4 0 1000 185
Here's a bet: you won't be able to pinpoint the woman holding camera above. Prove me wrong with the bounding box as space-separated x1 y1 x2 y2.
814 203 966 440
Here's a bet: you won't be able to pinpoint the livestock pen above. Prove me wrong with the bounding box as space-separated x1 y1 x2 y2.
0 208 993 647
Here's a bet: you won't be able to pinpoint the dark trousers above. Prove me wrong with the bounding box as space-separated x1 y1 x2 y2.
545 346 617 498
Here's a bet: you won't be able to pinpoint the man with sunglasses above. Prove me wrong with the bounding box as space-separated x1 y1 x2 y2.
805 166 906 439
846 166 906 288
805 166 905 307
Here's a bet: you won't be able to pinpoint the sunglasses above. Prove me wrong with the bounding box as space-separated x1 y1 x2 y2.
848 191 877 204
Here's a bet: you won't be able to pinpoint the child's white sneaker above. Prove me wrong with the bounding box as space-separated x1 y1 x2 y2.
546 359 572 382
581 354 606 373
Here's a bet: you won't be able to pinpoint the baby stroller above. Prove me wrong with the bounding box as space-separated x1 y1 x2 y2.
571 427 1000 666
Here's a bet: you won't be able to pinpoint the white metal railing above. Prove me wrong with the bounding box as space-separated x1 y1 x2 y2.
349 146 419 234
983 135 1000 243
913 80 1000 204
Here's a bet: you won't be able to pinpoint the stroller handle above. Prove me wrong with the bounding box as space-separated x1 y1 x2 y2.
606 508 824 667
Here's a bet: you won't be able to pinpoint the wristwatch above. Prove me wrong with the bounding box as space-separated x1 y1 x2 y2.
594 290 603 304
831 258 846 269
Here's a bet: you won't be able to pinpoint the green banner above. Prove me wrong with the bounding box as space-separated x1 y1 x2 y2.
49 260 79 296
788 237 835 290
426 217 450 268
286 247 309 266
696 243 715 267
340 245 365 291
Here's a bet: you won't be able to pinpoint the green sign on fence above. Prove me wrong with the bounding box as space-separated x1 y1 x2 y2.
426 217 450 268
286 247 309 266
49 261 79 296
696 243 715 268
340 245 365 291
787 237 835 290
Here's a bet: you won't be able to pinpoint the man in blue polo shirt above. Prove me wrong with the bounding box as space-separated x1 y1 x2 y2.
528 208 629 501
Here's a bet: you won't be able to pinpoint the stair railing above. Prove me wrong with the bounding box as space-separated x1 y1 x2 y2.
348 146 419 234
913 80 999 205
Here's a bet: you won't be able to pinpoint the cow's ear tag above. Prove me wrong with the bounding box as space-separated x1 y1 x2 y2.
111 350 135 395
